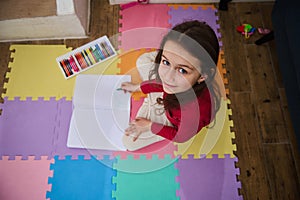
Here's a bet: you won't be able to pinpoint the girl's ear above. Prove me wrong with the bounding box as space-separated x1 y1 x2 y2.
197 74 208 84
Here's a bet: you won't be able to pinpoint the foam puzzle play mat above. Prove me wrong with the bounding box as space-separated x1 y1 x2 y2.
0 3 243 200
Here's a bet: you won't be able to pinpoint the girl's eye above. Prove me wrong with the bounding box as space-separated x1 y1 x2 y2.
178 68 188 74
162 59 170 66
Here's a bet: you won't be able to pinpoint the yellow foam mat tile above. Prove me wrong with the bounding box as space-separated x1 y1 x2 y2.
3 45 74 100
2 45 120 100
175 98 236 159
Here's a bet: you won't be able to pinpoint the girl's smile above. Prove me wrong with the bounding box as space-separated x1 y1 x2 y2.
158 40 206 94
162 81 176 88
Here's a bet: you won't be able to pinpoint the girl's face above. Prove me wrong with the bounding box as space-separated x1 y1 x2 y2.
158 40 206 94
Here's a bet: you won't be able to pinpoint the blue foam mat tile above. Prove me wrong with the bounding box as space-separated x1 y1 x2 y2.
46 155 116 200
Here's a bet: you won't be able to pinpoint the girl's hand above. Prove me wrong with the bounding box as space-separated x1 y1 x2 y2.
121 82 141 93
125 117 152 141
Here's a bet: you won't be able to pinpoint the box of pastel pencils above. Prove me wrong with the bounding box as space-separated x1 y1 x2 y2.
56 35 117 79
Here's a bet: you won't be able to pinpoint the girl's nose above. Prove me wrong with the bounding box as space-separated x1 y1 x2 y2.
164 67 176 82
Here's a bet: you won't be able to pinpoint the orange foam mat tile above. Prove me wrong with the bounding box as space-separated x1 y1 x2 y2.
117 48 155 100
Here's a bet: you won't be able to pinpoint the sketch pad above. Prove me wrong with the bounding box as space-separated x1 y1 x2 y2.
67 74 131 151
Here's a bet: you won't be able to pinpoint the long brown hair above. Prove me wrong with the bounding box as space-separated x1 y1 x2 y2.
149 20 221 114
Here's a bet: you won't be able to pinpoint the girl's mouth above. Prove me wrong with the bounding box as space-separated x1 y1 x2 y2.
163 81 176 88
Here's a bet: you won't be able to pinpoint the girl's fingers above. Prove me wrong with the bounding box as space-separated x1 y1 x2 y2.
125 121 145 141
133 131 141 142
125 130 131 136
125 126 135 132
125 127 140 142
125 124 137 137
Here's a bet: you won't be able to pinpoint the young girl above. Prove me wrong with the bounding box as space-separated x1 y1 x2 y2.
121 20 221 150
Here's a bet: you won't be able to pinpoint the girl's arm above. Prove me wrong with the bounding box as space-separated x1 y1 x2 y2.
151 117 208 143
121 82 141 93
140 79 163 93
121 79 163 93
125 98 211 143
152 96 212 143
151 122 201 143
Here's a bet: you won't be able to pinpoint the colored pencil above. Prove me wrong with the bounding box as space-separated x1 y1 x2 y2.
59 60 70 77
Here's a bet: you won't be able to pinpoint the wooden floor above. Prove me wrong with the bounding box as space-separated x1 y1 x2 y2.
0 1 300 199
0 0 57 21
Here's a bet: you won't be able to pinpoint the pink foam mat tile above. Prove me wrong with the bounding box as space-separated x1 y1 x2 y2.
119 4 171 51
0 156 53 200
120 4 170 31
176 154 243 200
119 27 169 51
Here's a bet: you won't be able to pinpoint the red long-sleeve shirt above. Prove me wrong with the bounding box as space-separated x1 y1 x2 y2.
140 79 213 143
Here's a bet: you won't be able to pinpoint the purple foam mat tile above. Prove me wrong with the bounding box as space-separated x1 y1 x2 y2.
176 154 242 200
53 98 113 159
0 97 58 159
169 6 222 47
